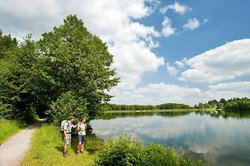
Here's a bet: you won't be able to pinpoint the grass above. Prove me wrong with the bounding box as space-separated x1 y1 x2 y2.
0 119 27 144
20 125 97 166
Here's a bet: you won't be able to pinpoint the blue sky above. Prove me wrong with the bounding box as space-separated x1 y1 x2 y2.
0 0 250 105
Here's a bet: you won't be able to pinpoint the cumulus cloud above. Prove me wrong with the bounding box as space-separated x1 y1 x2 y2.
160 1 191 15
0 0 164 89
183 18 200 30
166 63 179 76
111 83 201 105
111 81 250 105
201 81 250 100
180 39 250 83
175 58 187 68
161 17 176 37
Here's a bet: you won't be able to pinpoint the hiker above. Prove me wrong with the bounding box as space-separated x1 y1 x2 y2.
63 115 76 157
76 116 87 154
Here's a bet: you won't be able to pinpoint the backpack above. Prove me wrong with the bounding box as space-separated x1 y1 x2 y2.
60 120 69 132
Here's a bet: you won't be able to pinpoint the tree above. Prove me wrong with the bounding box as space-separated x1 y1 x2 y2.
37 15 119 120
0 15 119 121
0 30 22 119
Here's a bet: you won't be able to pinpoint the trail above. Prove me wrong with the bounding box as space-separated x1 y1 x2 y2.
0 125 37 166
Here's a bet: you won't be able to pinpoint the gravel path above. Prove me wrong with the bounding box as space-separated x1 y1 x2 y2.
0 125 37 166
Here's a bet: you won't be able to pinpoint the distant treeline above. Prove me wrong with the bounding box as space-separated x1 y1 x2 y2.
105 97 250 113
104 103 192 111
195 97 250 113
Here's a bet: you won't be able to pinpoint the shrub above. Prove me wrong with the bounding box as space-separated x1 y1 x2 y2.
143 144 178 166
95 136 203 166
85 135 104 153
95 136 144 166
47 91 87 124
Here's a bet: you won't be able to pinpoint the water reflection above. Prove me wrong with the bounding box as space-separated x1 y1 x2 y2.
97 111 191 120
90 112 250 166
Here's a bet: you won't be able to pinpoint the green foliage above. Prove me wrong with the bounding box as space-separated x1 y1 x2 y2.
156 103 191 109
95 136 144 166
47 91 87 124
106 103 192 111
224 98 250 113
143 144 178 166
0 15 119 121
85 135 104 152
197 97 250 114
95 136 202 166
37 15 119 120
0 119 27 143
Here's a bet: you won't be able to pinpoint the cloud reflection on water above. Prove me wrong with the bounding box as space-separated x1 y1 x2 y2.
90 112 250 165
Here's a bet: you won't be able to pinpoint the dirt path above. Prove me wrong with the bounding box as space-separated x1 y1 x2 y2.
0 125 37 166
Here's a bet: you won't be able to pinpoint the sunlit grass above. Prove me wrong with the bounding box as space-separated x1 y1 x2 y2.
20 125 97 166
0 119 27 144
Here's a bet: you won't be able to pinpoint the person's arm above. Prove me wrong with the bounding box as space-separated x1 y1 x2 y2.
77 123 80 131
64 130 67 138
63 122 68 140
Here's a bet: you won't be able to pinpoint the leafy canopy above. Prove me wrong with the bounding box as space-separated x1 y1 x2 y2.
0 15 119 121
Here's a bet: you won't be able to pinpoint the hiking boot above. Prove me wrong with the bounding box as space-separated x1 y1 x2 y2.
63 152 67 158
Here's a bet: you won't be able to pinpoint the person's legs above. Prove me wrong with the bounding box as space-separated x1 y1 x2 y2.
77 135 82 154
81 135 86 153
64 134 71 157
64 145 68 155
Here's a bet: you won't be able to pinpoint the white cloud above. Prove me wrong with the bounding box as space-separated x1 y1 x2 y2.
0 0 164 89
209 82 250 91
183 18 200 30
175 60 185 68
180 39 250 83
161 17 176 37
111 81 250 105
200 81 250 102
166 63 179 76
111 83 201 105
160 2 191 15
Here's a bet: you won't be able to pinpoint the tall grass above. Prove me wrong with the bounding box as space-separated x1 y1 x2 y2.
0 119 27 144
20 125 97 166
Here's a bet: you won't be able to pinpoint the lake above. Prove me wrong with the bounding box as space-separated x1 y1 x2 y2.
90 111 250 166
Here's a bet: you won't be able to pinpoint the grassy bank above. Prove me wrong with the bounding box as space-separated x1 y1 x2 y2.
20 125 97 166
105 109 197 113
0 119 27 144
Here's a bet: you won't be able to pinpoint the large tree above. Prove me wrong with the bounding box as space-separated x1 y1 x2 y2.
39 15 119 119
0 15 119 120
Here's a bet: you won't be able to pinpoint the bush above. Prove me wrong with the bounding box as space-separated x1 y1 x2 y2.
95 136 203 166
47 91 87 124
95 136 144 166
143 144 178 166
0 101 17 119
85 135 104 153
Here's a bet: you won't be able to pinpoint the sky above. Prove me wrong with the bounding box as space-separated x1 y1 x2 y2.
0 0 250 105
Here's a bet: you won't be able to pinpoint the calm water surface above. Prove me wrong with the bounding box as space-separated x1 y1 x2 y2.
90 112 250 166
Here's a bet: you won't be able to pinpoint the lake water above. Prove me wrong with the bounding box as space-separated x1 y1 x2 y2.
90 112 250 166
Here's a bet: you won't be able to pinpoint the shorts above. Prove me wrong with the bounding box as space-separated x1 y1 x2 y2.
77 135 86 143
65 134 71 145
